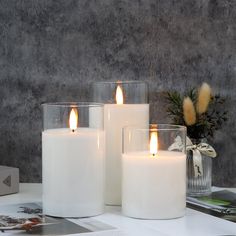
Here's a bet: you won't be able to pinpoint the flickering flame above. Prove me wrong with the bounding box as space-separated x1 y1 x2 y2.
116 85 124 104
150 130 158 156
69 108 78 132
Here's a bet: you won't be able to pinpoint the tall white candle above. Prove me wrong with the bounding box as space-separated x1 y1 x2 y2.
122 150 186 219
42 127 105 217
104 103 149 205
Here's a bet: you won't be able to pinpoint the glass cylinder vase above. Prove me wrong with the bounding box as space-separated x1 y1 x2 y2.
92 81 149 206
187 139 212 197
122 124 187 219
42 102 105 217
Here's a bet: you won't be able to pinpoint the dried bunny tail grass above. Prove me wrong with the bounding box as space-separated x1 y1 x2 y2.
183 97 196 126
196 82 211 114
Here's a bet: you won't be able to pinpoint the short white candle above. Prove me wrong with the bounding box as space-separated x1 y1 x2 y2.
42 108 105 218
122 150 186 219
104 85 149 205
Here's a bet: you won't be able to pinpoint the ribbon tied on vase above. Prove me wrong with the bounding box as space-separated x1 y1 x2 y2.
168 136 217 177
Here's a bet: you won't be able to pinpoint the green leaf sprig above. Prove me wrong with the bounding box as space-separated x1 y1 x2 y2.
166 83 228 140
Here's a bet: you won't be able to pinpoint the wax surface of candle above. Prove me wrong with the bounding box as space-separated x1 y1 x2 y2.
42 128 105 217
104 104 149 205
122 150 186 219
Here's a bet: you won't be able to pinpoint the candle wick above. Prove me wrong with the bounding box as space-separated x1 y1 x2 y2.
72 129 75 133
152 153 156 157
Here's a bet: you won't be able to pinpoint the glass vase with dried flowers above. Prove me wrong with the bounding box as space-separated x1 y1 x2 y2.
166 83 227 196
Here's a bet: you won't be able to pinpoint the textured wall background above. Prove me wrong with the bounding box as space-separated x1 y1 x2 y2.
0 0 235 186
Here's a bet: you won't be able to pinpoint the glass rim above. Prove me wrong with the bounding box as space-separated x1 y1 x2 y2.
41 102 104 108
123 124 187 132
92 80 148 85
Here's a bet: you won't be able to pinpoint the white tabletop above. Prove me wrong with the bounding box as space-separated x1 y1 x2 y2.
0 184 236 236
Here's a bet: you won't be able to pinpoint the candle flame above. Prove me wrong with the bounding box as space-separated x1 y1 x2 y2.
69 108 78 131
116 85 124 104
150 130 158 156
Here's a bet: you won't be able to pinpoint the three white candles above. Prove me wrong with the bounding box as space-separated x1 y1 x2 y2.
93 82 149 205
42 103 105 217
122 125 186 219
42 84 186 220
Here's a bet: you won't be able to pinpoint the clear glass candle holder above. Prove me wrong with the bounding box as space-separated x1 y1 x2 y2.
92 81 149 206
93 81 148 104
42 102 105 217
122 124 187 219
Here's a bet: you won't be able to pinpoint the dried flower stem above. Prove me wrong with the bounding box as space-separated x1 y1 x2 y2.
183 97 196 126
196 83 211 114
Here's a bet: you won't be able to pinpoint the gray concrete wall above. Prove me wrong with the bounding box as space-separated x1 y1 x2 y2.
0 0 235 186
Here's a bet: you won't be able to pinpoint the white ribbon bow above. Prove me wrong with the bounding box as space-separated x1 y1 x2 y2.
168 136 217 177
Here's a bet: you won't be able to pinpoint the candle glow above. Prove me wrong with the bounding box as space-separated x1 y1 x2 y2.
69 108 78 131
116 85 124 105
150 130 158 156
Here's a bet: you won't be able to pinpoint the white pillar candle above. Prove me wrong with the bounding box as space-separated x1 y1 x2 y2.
104 103 149 205
42 127 105 217
122 151 186 219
